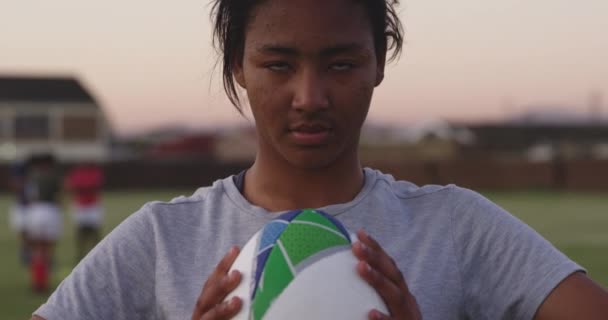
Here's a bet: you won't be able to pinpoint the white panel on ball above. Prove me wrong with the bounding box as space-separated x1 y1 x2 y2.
226 229 388 320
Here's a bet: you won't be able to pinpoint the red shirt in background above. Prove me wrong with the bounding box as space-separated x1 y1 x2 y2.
66 165 104 206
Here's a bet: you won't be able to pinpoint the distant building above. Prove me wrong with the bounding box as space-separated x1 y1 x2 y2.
0 75 112 163
507 107 608 125
458 123 608 161
145 132 215 160
214 126 257 162
359 119 473 163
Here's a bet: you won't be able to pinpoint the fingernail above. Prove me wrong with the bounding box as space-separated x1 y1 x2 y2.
358 241 370 255
357 228 367 238
360 242 368 251
370 309 382 320
230 270 239 280
230 297 239 307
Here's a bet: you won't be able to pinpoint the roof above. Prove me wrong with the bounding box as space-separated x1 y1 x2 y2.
0 75 97 103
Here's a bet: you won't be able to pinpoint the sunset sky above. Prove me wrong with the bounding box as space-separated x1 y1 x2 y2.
1 0 607 135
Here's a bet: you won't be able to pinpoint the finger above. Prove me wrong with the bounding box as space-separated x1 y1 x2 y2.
357 260 405 311
356 229 393 265
212 246 241 278
196 270 242 316
206 246 241 296
357 229 382 251
354 231 408 293
368 309 391 320
192 247 241 319
200 296 243 320
355 241 406 292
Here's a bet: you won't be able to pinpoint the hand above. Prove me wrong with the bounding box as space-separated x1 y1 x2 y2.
352 229 422 320
191 246 243 320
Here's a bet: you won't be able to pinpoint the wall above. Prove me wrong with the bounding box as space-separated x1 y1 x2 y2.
0 159 607 191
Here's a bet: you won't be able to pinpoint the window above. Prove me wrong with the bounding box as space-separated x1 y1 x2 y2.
62 114 98 141
15 114 50 140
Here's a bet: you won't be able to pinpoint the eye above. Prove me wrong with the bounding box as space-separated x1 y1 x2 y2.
265 62 291 72
330 62 355 71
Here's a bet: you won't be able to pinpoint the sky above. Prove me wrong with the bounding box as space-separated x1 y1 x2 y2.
1 0 607 135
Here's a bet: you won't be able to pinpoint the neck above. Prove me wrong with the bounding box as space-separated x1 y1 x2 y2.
243 154 364 212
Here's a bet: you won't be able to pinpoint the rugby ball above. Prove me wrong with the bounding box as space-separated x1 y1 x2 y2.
225 209 387 320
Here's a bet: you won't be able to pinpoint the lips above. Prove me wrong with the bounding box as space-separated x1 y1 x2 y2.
290 123 331 133
289 122 332 145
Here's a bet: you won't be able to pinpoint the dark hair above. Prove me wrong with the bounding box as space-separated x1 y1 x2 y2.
211 0 404 113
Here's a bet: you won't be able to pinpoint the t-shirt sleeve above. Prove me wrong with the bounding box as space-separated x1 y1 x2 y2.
449 187 585 320
33 204 158 320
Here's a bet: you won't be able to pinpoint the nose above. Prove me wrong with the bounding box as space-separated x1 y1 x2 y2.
291 68 330 112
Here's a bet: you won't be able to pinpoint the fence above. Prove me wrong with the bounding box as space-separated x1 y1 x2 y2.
0 159 607 191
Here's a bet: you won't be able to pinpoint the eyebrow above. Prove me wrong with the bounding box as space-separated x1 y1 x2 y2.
256 43 371 57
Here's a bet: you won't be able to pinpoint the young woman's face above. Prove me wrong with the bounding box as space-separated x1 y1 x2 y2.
235 0 385 169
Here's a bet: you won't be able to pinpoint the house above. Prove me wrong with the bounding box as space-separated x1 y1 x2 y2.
0 75 112 163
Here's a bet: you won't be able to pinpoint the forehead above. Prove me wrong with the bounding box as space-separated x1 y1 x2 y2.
245 0 374 53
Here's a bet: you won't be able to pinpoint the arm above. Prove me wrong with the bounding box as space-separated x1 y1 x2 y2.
448 187 593 319
534 272 608 320
31 205 156 319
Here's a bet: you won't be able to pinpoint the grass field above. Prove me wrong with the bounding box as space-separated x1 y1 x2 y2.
1 189 607 320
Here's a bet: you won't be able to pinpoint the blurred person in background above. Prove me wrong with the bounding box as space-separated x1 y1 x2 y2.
32 0 608 319
8 156 32 266
64 162 104 262
25 153 63 293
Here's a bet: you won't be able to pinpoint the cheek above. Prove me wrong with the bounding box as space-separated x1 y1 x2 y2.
246 80 285 132
244 68 285 109
245 80 272 115
335 79 374 122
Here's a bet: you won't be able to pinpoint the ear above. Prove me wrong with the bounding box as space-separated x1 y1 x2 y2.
375 49 386 87
233 59 247 89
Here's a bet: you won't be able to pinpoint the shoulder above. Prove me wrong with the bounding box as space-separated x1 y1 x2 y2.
103 175 239 246
363 168 518 234
136 176 232 220
358 168 501 232
365 167 484 206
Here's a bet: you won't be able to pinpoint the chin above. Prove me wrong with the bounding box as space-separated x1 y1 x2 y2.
289 160 334 170
282 149 342 171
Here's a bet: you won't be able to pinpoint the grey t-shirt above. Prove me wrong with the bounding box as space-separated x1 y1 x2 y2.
34 168 583 320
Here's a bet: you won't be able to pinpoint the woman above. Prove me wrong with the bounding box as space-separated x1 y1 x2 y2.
33 0 608 319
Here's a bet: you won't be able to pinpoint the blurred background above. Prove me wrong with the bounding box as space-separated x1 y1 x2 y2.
1 1 607 319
